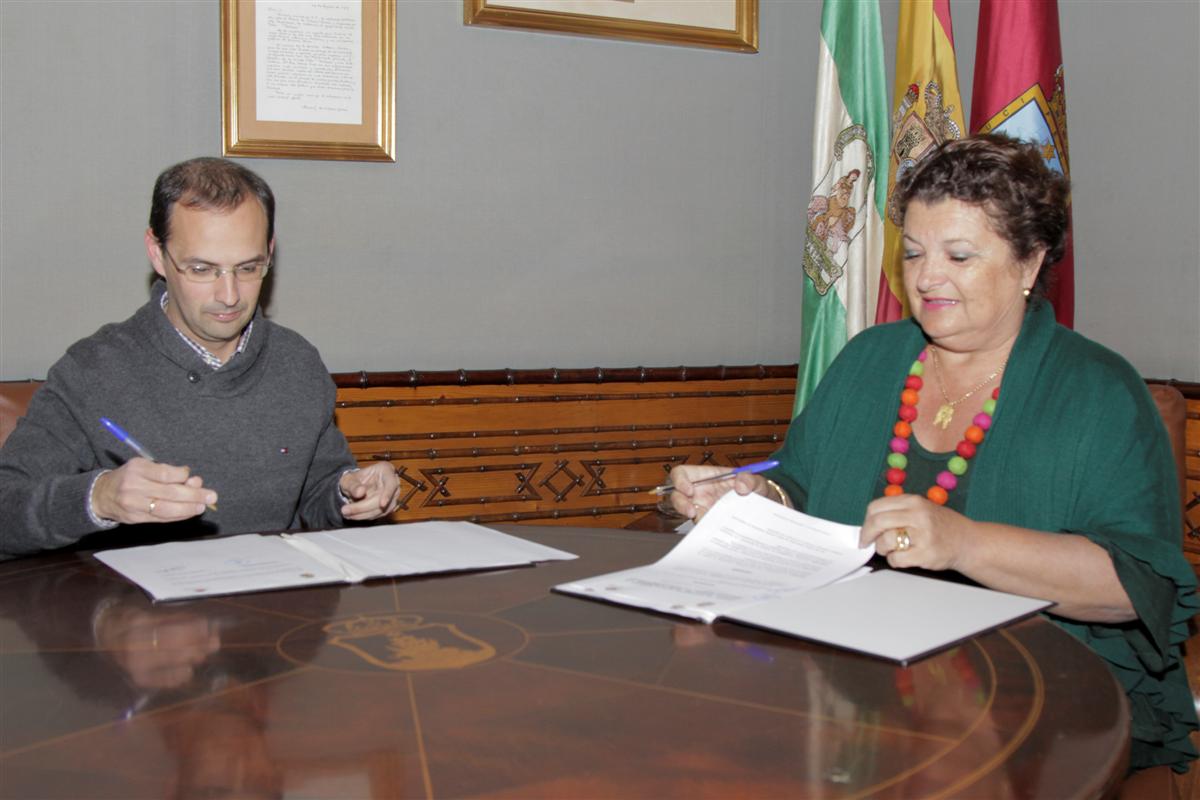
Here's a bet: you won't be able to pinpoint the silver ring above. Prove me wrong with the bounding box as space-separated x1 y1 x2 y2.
896 529 911 551
148 499 157 515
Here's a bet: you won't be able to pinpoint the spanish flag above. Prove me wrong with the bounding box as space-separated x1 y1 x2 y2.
971 0 1073 328
794 0 888 414
875 0 965 324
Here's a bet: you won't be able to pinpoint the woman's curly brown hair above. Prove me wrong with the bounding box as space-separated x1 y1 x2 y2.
895 134 1070 297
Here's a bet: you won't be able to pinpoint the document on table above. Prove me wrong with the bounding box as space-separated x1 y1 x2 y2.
96 521 577 602
555 492 1052 664
555 491 874 623
727 569 1052 664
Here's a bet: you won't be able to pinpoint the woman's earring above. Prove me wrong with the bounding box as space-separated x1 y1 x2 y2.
1022 288 1031 297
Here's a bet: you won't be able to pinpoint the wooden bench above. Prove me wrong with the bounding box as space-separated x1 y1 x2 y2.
1147 381 1200 569
3 372 1197 537
334 371 1200 535
332 366 796 529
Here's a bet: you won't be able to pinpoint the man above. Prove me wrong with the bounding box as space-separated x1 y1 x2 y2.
0 157 399 559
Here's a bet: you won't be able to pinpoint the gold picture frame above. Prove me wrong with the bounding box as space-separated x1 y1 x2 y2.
221 0 395 162
464 0 758 53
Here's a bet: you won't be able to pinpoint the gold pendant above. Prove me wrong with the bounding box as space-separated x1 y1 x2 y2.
933 404 954 430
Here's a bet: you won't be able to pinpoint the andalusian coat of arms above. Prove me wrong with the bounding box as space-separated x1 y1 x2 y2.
804 125 876 297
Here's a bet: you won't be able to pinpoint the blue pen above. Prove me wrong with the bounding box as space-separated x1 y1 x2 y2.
100 417 157 461
650 459 780 496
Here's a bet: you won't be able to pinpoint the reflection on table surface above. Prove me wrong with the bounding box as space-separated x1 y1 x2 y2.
0 524 1128 799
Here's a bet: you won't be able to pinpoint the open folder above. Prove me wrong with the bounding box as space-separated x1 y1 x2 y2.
96 521 577 602
554 492 1052 664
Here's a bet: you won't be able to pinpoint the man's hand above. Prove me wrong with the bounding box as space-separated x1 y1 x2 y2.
339 463 401 521
95 604 222 690
91 459 216 525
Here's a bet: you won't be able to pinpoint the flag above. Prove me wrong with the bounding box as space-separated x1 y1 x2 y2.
876 0 966 324
795 0 888 415
971 0 1073 328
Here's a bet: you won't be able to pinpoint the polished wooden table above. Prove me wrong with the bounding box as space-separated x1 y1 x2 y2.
0 525 1129 799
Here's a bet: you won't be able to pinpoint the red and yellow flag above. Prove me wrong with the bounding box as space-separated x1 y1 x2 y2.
875 0 965 324
971 0 1073 328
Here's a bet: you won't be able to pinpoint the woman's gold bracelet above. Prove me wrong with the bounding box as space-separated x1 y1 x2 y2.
765 478 792 508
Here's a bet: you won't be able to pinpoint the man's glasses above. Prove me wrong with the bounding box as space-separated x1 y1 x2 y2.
161 246 271 284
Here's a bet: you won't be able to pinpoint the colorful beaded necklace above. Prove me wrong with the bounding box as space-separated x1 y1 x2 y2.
883 348 1000 506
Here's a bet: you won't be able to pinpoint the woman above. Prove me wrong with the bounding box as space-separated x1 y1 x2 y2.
666 135 1198 773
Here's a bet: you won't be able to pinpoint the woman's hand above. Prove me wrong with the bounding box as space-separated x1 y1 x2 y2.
860 493 977 571
661 465 770 521
861 493 1135 622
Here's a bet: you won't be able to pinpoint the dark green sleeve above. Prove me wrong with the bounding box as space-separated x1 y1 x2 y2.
1057 377 1198 771
1069 378 1196 660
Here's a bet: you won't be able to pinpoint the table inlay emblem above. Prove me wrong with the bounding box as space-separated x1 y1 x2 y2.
278 611 528 674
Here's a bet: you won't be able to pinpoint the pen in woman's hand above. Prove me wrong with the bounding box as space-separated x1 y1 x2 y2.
649 460 779 496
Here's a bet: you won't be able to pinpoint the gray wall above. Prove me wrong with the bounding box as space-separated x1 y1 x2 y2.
2 0 1197 381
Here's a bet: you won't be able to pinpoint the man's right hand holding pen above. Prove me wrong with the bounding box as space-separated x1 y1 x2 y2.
91 460 217 525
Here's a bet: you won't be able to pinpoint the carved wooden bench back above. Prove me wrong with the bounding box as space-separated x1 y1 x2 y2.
8 371 1194 540
333 366 797 528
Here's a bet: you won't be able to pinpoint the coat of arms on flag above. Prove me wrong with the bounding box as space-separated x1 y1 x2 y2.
874 0 965 324
975 65 1069 178
804 125 876 297
793 0 887 415
885 80 962 227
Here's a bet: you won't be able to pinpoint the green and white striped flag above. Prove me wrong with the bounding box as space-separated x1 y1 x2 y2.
794 0 889 415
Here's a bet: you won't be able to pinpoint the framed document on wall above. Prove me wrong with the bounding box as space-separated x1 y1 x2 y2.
221 0 396 162
464 0 758 53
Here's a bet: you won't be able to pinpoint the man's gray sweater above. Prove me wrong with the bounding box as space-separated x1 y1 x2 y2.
0 282 356 558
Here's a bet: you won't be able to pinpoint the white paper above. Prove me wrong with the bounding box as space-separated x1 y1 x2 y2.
96 522 577 602
95 534 347 601
556 493 1052 662
727 569 1052 664
555 492 874 622
292 522 578 578
256 0 362 125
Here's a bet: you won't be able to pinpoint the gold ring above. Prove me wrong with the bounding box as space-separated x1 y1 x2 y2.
896 529 911 551
148 500 157 515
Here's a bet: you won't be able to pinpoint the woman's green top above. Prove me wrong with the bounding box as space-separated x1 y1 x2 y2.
870 435 973 514
766 299 1198 772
